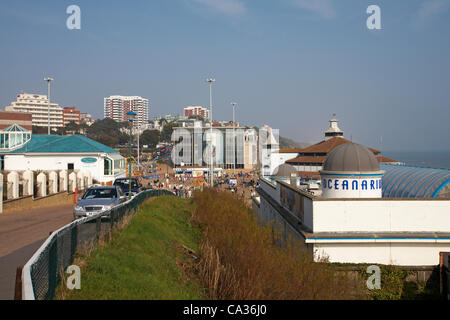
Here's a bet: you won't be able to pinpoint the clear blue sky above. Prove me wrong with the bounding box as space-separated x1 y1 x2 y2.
0 0 449 151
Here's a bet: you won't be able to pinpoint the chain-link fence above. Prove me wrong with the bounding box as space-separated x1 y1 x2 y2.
21 189 174 300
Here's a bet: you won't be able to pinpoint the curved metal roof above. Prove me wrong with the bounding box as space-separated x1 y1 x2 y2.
381 164 450 198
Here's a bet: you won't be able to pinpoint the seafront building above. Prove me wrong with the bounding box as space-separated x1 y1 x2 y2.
268 118 399 179
4 93 63 129
0 133 125 183
254 141 450 266
104 95 149 128
172 120 259 172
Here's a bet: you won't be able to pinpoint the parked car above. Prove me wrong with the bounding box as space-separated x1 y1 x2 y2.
73 186 127 219
113 177 144 196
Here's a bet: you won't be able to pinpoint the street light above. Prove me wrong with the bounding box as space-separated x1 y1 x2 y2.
127 110 137 199
231 102 237 177
44 77 54 135
206 78 215 187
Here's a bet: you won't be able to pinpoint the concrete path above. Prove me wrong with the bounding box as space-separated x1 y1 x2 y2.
0 204 74 300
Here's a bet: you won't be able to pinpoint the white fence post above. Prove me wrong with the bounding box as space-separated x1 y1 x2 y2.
7 171 20 200
59 170 68 192
69 172 77 193
23 170 34 196
37 173 47 197
49 171 58 194
77 171 85 191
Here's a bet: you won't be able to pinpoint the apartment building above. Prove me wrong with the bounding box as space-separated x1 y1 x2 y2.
5 93 63 128
62 107 81 126
104 95 149 127
184 106 209 119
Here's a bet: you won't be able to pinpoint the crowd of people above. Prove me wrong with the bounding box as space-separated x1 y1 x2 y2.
142 164 259 206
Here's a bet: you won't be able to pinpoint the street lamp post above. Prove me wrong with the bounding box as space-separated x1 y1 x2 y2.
231 102 237 177
206 78 215 187
127 111 137 199
44 77 54 135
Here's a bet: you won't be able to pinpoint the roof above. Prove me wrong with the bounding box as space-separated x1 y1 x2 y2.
376 155 398 163
297 171 321 179
286 156 328 164
272 164 297 177
4 134 119 154
295 137 381 155
381 164 450 199
322 143 381 173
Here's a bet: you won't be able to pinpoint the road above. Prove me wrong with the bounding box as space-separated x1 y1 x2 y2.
0 204 74 300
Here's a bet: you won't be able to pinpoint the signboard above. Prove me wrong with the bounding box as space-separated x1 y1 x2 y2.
81 157 97 163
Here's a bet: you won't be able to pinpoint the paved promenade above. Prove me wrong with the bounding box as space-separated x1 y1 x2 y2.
0 204 74 300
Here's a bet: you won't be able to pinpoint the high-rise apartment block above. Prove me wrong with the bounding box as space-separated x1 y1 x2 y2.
104 95 149 127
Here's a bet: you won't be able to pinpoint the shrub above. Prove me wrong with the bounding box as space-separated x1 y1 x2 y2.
192 189 363 300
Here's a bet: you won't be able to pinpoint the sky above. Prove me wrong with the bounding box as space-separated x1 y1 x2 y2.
0 0 449 152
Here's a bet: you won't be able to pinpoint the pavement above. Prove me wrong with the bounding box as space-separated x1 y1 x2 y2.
0 204 74 300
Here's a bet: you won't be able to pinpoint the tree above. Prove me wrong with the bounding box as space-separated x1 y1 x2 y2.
86 118 130 147
140 130 160 148
65 121 80 133
161 122 178 142
188 114 205 121
32 126 48 134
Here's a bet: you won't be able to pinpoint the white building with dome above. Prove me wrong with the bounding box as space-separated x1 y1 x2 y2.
255 142 450 266
320 143 384 199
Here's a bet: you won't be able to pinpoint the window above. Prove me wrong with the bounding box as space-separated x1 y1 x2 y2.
68 163 74 170
104 158 112 176
83 188 117 199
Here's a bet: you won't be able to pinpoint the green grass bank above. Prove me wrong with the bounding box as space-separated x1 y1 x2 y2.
57 196 204 300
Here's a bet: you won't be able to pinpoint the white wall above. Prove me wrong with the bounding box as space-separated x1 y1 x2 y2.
259 177 279 203
313 242 450 266
4 153 125 183
313 199 450 233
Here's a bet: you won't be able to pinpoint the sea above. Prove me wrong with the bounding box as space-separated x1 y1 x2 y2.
383 151 450 170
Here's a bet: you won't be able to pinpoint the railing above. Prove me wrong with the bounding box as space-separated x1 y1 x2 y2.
21 189 174 300
441 252 450 300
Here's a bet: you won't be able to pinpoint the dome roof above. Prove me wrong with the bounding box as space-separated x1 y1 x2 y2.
322 142 381 173
273 163 297 177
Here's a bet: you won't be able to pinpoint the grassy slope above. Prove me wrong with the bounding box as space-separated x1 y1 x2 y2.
60 196 204 300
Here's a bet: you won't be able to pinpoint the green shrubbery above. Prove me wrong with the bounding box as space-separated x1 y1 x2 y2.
192 189 363 299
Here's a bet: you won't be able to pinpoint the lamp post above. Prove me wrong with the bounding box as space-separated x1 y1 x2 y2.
231 102 237 177
44 77 54 135
206 78 215 187
127 111 137 199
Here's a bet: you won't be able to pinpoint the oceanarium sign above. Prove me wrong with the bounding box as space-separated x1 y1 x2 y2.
322 178 383 191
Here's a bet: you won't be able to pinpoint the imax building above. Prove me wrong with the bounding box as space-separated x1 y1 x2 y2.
255 142 450 266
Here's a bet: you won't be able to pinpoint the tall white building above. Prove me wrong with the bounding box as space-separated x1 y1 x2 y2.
104 95 149 127
5 93 63 128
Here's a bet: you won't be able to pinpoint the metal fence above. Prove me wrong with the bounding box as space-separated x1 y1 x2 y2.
21 189 174 300
441 252 450 300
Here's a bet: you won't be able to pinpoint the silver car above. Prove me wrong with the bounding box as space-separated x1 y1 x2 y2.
73 186 127 219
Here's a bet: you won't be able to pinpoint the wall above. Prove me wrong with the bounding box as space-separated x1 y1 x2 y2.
314 242 450 266
3 191 79 213
313 198 450 233
4 153 125 183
